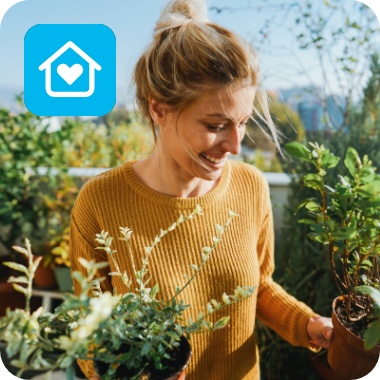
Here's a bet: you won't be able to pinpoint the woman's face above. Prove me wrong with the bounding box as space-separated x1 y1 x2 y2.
155 85 256 182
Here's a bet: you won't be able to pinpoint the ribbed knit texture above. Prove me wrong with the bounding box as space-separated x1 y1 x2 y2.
69 160 315 380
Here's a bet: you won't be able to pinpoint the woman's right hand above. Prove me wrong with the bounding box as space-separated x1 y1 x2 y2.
89 377 101 380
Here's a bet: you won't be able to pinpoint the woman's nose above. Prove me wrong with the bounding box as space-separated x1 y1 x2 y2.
221 126 243 155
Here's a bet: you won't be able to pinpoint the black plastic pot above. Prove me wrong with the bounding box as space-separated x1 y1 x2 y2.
95 335 192 380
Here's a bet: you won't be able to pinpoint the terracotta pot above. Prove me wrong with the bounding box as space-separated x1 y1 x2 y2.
310 351 346 380
33 257 57 289
327 296 380 379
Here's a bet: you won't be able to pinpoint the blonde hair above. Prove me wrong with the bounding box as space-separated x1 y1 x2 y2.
133 0 281 150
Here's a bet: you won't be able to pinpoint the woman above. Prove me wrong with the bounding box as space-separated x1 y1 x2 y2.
70 1 333 379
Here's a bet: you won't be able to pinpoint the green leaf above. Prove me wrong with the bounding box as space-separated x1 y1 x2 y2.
320 150 340 169
12 283 27 295
298 218 315 225
151 284 159 299
141 342 152 356
333 227 356 240
3 262 28 275
191 264 198 271
284 142 311 161
361 260 373 268
304 201 320 212
344 148 360 177
363 320 380 350
65 366 76 380
310 223 326 234
357 182 380 197
356 286 380 307
7 275 28 284
165 331 180 342
303 173 323 190
307 232 328 243
213 316 230 330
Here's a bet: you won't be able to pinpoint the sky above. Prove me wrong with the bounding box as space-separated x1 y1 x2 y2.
0 0 379 108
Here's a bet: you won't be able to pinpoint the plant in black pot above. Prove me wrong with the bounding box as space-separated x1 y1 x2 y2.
0 206 254 380
285 141 380 379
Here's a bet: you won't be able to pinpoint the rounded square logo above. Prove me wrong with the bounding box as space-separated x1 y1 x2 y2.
24 24 116 116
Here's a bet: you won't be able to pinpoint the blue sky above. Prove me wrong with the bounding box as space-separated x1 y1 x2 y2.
0 0 379 106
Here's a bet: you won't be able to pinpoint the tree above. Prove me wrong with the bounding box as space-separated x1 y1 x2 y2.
211 0 380 132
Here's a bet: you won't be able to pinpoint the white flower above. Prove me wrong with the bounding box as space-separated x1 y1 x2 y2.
222 293 231 304
168 222 177 231
58 336 73 351
71 293 120 342
119 227 133 240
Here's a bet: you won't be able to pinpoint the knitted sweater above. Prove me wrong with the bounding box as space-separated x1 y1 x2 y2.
69 160 315 380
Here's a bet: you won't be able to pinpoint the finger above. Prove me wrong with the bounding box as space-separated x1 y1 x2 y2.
324 327 333 340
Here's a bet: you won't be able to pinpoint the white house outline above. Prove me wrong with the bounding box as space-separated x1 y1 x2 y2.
39 41 102 98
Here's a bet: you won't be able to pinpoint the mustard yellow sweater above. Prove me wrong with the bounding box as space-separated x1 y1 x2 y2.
69 160 315 380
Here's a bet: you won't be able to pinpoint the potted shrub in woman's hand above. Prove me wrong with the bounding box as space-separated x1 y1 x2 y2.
286 141 380 379
0 206 255 380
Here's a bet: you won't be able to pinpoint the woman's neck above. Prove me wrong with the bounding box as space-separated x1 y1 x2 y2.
132 153 219 198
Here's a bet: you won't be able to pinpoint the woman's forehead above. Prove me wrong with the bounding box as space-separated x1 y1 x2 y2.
191 86 256 116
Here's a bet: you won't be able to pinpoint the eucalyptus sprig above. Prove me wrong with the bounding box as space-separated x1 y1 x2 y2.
3 239 40 314
1 205 255 380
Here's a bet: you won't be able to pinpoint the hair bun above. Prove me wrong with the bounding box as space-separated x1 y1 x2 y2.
154 0 208 36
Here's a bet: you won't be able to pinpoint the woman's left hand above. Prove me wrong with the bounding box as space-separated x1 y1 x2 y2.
306 315 333 349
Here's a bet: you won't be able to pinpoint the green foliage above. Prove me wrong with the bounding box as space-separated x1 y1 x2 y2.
245 94 305 150
256 52 380 380
0 101 153 276
0 207 255 379
286 141 380 311
242 94 304 173
356 286 380 350
286 141 380 353
60 111 153 168
0 104 72 257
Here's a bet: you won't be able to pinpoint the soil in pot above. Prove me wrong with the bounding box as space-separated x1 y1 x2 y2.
328 296 380 379
95 336 191 380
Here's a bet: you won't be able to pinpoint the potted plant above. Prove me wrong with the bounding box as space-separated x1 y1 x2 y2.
0 101 77 297
0 206 254 380
285 141 380 379
48 226 73 293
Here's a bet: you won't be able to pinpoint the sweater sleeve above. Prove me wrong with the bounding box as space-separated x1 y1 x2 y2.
69 184 113 379
255 198 316 350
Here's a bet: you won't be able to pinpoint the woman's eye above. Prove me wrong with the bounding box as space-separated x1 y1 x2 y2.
207 125 225 132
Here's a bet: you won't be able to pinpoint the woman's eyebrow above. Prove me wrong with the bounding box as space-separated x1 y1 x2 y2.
204 113 251 122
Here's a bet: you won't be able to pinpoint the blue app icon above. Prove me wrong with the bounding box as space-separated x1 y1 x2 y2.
24 24 116 116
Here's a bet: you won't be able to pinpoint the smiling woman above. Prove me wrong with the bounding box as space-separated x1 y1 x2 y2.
69 1 333 380
134 86 256 197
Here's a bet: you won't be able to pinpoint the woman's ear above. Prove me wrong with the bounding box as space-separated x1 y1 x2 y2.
149 98 169 126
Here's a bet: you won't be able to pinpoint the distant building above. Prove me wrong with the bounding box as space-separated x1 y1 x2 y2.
278 87 346 132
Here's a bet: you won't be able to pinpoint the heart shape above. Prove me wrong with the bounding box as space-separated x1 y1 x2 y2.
57 63 83 85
